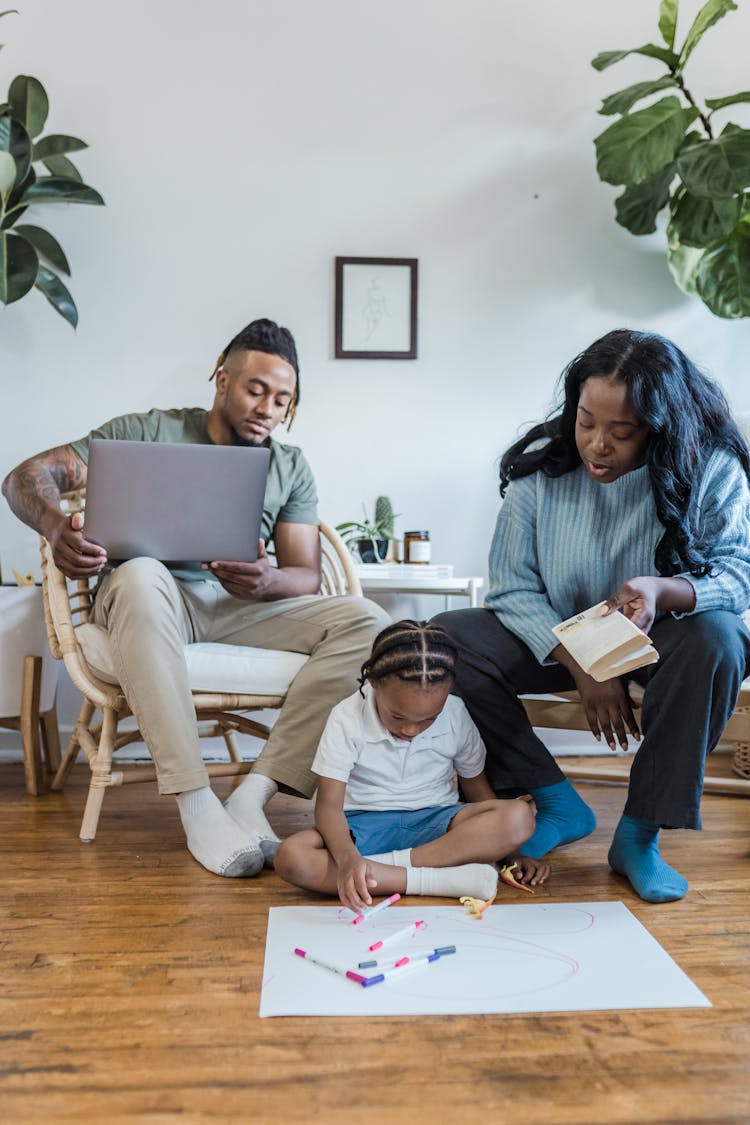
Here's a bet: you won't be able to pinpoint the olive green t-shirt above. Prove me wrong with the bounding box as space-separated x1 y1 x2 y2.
70 407 318 581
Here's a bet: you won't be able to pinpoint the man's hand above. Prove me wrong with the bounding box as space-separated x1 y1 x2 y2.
204 540 278 599
601 576 660 632
48 510 107 580
573 668 641 751
336 852 378 914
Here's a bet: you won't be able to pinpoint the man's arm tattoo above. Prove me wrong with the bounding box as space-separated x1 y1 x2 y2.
2 447 86 533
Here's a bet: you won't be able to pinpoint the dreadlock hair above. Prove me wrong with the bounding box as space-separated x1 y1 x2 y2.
209 317 300 429
359 620 458 695
499 328 750 579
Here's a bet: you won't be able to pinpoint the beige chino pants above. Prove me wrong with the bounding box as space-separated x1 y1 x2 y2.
92 557 389 796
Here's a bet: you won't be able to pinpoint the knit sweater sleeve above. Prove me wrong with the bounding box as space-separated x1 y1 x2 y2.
484 477 562 663
675 449 750 616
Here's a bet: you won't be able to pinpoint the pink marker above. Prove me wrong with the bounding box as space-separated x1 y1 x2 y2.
294 948 367 985
368 920 425 952
352 892 401 925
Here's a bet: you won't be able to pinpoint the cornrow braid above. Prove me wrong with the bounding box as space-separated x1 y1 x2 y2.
359 620 457 695
208 317 300 430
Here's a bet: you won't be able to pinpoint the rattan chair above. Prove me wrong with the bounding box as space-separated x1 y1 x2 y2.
41 510 362 841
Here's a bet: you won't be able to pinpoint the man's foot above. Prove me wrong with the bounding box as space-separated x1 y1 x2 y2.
518 780 597 858
608 815 688 903
176 787 264 877
224 772 282 866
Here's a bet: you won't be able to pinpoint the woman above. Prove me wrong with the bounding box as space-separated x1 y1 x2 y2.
434 329 750 903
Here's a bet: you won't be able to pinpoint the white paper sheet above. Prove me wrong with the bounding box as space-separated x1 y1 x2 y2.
259 901 710 1018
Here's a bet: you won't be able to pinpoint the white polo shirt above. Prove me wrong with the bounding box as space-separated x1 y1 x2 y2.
311 684 486 811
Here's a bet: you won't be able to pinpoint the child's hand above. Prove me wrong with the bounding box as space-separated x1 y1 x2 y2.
504 854 550 887
336 853 379 914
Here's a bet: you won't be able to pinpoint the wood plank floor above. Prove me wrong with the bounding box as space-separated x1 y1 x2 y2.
2 758 749 1125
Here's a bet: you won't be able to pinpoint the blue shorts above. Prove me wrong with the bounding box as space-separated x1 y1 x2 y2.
344 805 462 855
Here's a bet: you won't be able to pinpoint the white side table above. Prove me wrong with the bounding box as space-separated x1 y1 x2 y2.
0 586 61 794
356 565 484 610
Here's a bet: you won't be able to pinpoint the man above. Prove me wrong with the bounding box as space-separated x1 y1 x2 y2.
2 318 389 877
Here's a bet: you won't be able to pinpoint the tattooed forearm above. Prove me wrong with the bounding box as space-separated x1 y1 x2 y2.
2 445 86 535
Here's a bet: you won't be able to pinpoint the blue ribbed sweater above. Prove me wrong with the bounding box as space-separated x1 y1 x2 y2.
485 450 750 663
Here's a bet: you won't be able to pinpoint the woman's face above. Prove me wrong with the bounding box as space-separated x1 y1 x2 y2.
575 375 650 484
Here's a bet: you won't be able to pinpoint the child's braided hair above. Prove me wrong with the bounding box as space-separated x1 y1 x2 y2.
359 619 457 695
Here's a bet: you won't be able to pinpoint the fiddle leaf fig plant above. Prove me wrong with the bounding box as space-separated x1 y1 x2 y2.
0 10 104 327
592 0 750 318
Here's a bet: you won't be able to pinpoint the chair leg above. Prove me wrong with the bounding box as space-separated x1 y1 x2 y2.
732 741 750 780
41 698 62 776
51 699 95 791
80 707 118 843
20 655 44 796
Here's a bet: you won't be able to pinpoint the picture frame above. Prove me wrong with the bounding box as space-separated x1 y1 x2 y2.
335 256 418 359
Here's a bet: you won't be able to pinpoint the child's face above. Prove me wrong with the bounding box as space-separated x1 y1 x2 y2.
373 678 451 742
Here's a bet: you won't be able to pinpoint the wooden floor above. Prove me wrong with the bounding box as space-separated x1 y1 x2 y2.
2 758 749 1125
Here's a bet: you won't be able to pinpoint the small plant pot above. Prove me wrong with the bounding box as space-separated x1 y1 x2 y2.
355 537 388 564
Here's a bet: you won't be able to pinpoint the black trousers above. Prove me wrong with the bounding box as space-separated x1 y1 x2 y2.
431 608 750 830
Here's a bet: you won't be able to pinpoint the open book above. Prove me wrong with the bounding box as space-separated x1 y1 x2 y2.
552 602 659 682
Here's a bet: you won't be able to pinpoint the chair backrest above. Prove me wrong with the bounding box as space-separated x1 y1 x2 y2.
40 503 361 685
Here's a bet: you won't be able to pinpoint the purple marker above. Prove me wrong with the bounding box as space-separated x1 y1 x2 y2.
293 948 367 985
362 951 442 987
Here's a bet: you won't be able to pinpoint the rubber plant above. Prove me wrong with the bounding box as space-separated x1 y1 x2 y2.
0 10 104 327
592 0 750 318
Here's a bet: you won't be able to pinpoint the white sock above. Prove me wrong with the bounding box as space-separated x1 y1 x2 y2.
365 849 413 867
176 787 263 877
405 863 498 900
224 773 281 862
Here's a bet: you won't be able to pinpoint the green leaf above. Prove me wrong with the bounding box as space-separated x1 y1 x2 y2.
615 163 676 234
667 232 703 295
659 0 679 49
8 75 49 139
14 223 70 274
42 154 82 181
35 264 77 327
677 129 750 197
599 76 676 116
0 113 31 185
679 0 737 67
694 220 750 317
32 134 88 159
0 148 14 195
0 229 38 303
21 176 104 206
595 97 698 185
670 190 741 245
592 44 680 71
705 91 750 111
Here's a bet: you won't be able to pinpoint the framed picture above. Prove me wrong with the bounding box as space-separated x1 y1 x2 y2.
335 256 418 359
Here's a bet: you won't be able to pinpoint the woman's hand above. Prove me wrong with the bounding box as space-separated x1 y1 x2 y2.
601 576 660 632
336 852 378 914
573 669 641 751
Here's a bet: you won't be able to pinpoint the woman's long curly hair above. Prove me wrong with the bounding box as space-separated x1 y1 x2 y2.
499 329 750 577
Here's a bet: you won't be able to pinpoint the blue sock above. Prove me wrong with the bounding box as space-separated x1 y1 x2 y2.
518 780 597 858
608 815 688 903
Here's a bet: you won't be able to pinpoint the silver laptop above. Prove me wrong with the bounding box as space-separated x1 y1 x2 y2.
84 439 270 563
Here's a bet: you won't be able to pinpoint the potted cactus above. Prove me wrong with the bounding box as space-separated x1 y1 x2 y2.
336 495 398 564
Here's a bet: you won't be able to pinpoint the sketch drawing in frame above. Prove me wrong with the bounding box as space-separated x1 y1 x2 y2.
335 256 418 359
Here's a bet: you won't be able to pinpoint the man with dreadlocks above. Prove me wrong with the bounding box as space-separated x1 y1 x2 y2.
275 620 550 911
3 317 389 878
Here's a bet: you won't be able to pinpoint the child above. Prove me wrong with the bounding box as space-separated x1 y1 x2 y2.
274 620 549 914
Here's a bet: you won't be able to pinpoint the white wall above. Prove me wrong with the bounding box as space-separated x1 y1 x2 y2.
2 1 750 732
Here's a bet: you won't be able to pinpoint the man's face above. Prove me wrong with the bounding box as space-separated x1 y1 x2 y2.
214 350 297 446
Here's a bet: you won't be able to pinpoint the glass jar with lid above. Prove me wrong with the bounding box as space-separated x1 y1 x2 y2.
403 530 430 564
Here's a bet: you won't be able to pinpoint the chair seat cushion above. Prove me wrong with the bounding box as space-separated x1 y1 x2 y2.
75 622 309 695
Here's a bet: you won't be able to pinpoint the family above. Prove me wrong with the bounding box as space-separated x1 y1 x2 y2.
4 318 750 906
